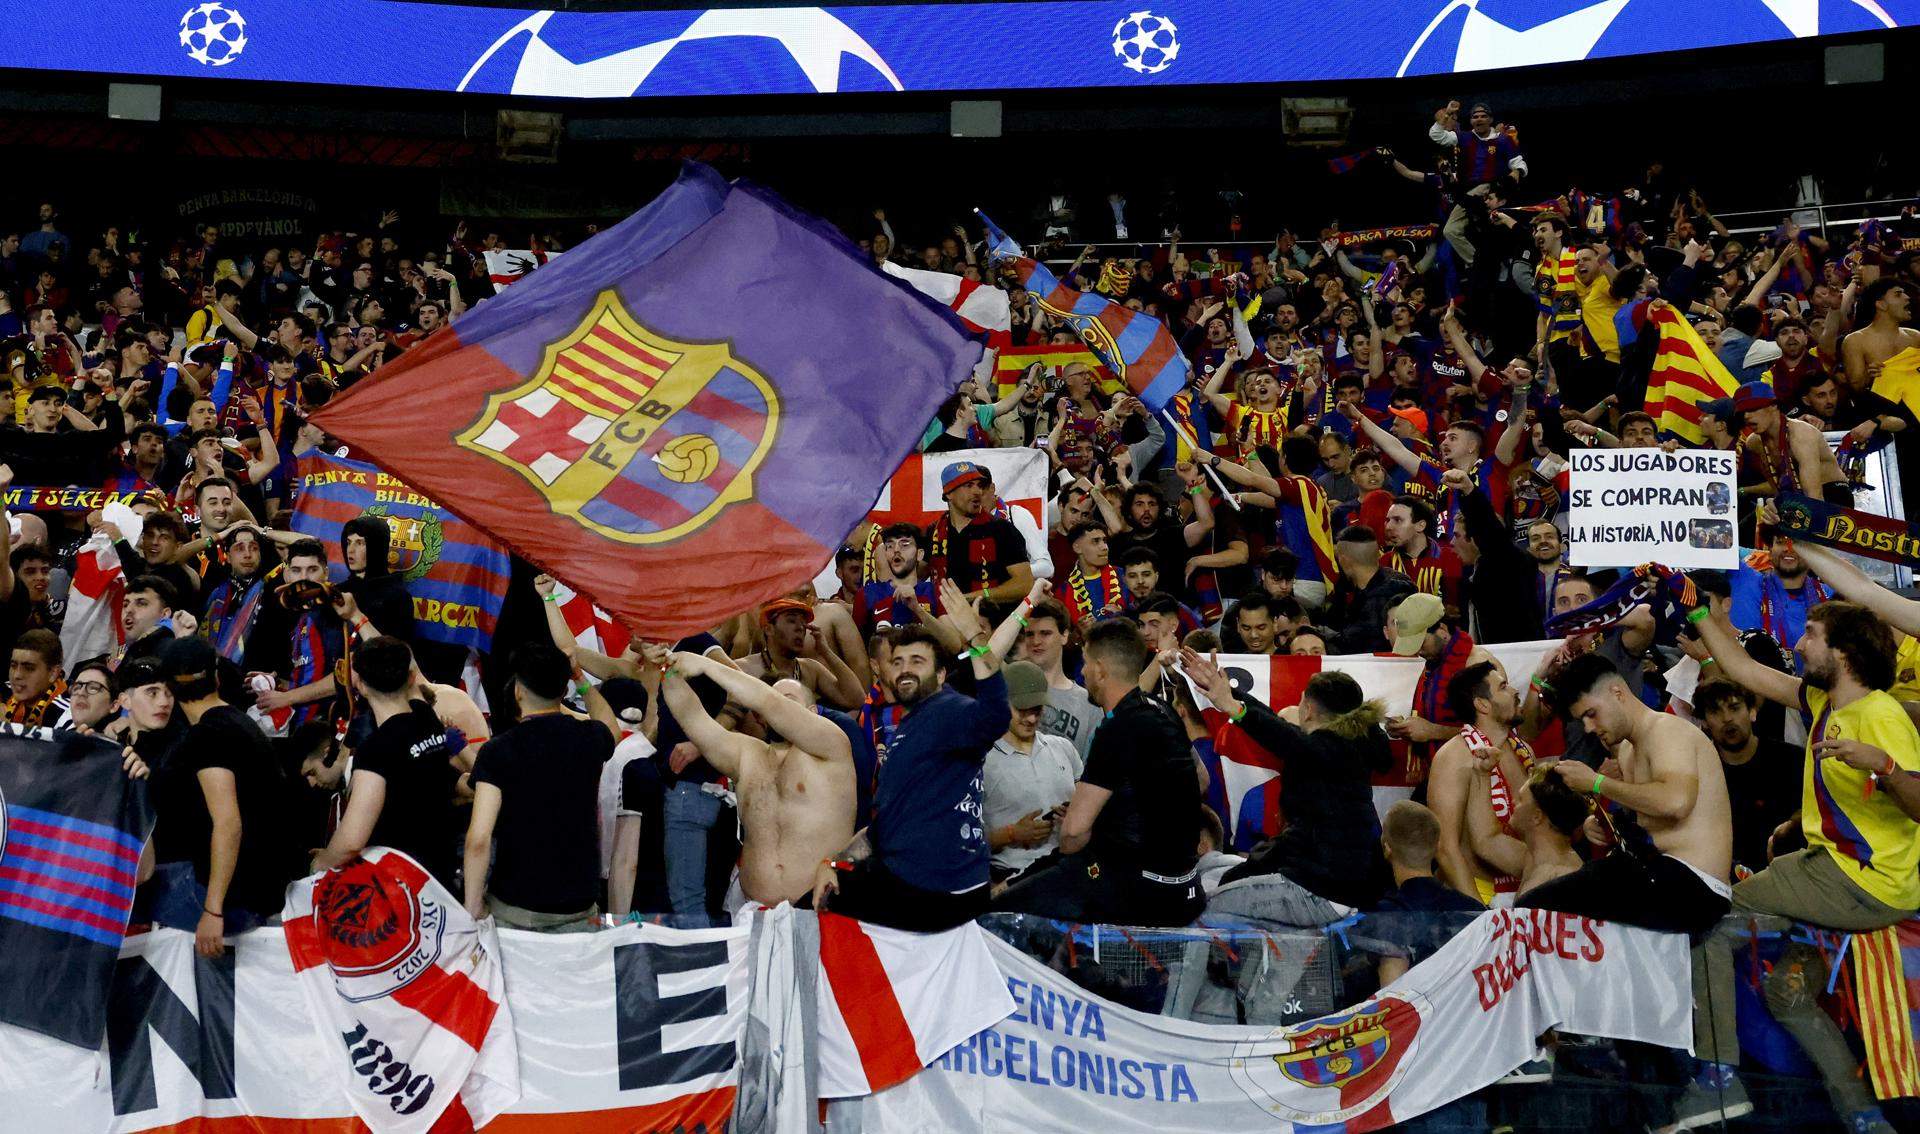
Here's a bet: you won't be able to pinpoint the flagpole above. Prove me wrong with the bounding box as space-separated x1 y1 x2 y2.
1160 411 1241 510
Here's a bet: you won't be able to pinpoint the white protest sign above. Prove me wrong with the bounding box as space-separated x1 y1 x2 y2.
1567 448 1738 570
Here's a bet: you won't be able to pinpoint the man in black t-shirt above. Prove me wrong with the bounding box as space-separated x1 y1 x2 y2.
925 461 1032 609
463 644 618 931
995 620 1203 926
156 639 295 955
312 636 465 888
1695 679 1804 872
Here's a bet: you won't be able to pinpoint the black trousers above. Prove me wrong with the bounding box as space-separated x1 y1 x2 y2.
993 852 1203 928
1518 851 1729 940
824 857 989 932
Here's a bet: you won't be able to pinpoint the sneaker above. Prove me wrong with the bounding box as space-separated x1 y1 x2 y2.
1497 1055 1553 1085
1658 1066 1752 1133
1845 1109 1895 1134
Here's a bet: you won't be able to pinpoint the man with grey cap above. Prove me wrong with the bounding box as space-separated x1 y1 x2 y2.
983 660 1083 884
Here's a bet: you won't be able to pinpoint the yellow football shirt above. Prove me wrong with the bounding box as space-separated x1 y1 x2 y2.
1801 686 1920 909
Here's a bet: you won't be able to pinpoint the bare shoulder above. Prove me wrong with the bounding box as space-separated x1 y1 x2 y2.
1647 712 1713 761
1466 646 1498 674
1430 734 1469 772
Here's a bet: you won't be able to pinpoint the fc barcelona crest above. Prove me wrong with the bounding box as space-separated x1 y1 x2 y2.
455 290 780 545
1228 991 1427 1124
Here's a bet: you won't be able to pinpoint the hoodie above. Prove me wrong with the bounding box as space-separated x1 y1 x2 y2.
339 514 414 641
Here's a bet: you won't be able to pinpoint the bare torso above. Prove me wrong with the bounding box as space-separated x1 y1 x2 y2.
732 737 856 905
1616 713 1733 884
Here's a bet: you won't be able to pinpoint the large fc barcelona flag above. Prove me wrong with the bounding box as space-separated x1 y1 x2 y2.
0 727 154 1047
312 162 979 637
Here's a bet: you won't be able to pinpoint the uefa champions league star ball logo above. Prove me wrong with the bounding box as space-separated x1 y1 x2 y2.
179 2 248 66
1112 11 1179 75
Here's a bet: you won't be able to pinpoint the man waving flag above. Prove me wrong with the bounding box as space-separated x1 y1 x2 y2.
312 162 979 637
977 212 1190 412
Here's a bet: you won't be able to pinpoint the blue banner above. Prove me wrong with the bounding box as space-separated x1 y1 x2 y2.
19 1 1919 100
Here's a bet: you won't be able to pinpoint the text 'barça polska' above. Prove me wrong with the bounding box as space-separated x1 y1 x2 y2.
936 974 1201 1102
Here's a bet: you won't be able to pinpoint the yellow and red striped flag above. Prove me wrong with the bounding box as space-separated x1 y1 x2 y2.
991 343 1118 397
1640 302 1739 445
1852 919 1920 1100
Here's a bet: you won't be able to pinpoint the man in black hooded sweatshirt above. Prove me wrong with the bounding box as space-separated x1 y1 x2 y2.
339 514 415 642
1181 649 1390 924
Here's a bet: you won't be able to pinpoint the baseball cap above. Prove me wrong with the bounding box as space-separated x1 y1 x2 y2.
1388 406 1430 436
1698 397 1740 425
25 382 65 404
1389 592 1446 657
1003 660 1048 710
159 636 218 683
940 460 991 495
1732 378 1777 413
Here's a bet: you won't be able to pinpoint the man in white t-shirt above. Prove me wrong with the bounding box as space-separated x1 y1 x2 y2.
984 661 1083 883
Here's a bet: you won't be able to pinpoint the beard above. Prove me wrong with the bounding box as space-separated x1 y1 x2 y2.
1803 656 1836 690
892 674 935 705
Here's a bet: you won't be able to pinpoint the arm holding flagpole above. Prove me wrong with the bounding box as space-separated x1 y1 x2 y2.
1160 410 1240 509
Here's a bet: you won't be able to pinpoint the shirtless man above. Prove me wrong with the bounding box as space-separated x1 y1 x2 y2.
1464 765 1588 898
1841 278 1920 396
1737 376 1843 501
658 646 855 906
1519 651 1734 934
1426 660 1536 905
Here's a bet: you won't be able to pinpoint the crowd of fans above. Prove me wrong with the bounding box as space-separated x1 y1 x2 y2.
5 96 1920 1133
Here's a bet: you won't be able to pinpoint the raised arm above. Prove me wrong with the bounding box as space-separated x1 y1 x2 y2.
676 649 849 761
1693 603 1804 709
209 301 260 351
1440 307 1489 382
1202 450 1282 497
1339 401 1424 476
1779 526 1920 638
657 658 752 778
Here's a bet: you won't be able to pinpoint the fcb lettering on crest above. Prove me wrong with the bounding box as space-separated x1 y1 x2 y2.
456 289 780 545
1228 991 1427 1125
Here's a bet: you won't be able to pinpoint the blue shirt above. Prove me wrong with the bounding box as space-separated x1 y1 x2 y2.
1729 563 1829 673
869 671 1010 893
819 705 878 831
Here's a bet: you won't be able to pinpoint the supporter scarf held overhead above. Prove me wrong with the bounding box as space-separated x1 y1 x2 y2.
1774 491 1920 569
976 212 1188 412
311 162 980 637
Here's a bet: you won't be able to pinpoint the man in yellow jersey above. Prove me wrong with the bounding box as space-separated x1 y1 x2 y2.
1694 598 1917 1134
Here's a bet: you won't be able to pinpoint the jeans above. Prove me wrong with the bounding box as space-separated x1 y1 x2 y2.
142 861 266 935
664 781 723 927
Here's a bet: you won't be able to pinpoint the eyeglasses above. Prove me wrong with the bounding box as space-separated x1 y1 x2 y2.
69 680 109 696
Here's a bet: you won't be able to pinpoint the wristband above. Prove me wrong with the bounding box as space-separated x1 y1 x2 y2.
1884 754 1900 779
203 904 223 917
965 644 991 659
575 680 593 698
350 615 371 631
542 592 561 604
1686 606 1710 625
1590 773 1606 797
1189 484 1206 495
1016 615 1030 628
1229 703 1248 723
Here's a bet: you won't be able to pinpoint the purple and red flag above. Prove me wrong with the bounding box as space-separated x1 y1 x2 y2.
0 728 155 1047
290 451 512 650
310 163 979 637
977 212 1189 412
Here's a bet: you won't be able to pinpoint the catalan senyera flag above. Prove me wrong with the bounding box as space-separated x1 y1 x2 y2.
1639 301 1740 445
978 212 1188 411
1870 345 1920 419
990 343 1118 397
311 163 980 637
1851 917 1920 1100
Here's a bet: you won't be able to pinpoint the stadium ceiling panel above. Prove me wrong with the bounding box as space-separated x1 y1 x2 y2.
26 0 1920 99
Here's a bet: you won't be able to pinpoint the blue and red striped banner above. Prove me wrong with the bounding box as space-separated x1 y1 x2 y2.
0 728 155 1047
291 451 511 651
